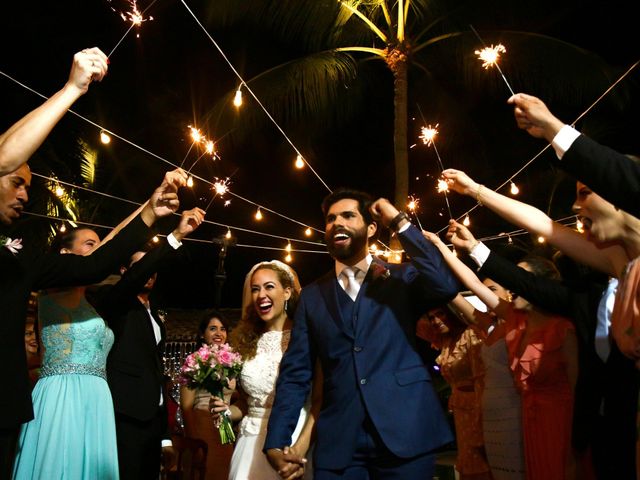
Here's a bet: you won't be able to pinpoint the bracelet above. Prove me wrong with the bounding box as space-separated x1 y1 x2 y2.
223 408 232 419
475 184 484 206
389 212 410 231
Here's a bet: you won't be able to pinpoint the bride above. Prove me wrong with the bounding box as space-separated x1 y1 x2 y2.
212 260 320 480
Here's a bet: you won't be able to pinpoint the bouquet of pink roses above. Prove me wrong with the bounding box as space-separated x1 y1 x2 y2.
180 343 243 444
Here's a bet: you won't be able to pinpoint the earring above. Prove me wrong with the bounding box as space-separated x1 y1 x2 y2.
284 299 288 312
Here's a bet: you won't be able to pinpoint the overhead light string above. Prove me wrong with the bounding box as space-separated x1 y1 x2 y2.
179 0 332 193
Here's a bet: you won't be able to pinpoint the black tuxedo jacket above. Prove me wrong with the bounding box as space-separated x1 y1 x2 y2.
479 251 638 455
91 239 177 422
0 215 152 429
559 133 640 217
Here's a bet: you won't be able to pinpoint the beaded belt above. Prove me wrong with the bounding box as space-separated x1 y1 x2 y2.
40 363 107 381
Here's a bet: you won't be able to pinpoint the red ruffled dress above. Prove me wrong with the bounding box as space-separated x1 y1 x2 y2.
504 308 574 480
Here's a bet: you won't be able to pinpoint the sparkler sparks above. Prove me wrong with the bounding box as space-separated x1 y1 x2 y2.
475 44 506 69
419 124 439 147
213 178 230 196
107 0 155 58
437 179 450 193
469 26 515 96
407 196 423 230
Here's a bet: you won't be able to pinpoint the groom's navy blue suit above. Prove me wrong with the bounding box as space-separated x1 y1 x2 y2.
265 225 458 472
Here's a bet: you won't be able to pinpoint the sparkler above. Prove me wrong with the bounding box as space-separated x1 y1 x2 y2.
179 126 201 168
407 196 423 231
470 25 515 96
417 120 453 219
107 0 156 58
204 178 230 212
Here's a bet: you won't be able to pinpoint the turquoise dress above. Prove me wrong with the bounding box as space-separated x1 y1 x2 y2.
13 292 119 479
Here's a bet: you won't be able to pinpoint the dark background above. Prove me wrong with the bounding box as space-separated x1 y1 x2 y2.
1 0 638 309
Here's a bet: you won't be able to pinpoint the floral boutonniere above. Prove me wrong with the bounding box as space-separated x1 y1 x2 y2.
0 235 23 255
371 262 391 281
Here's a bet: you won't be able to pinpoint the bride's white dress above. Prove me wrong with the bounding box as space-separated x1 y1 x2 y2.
229 330 312 480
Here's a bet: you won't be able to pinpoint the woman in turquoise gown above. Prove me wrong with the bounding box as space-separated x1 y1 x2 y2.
13 227 119 479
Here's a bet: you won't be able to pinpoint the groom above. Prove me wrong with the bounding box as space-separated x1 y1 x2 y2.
265 189 458 478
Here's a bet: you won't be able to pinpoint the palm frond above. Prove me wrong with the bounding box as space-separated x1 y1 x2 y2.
204 50 361 144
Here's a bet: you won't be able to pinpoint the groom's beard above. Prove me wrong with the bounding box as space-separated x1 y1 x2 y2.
326 225 368 262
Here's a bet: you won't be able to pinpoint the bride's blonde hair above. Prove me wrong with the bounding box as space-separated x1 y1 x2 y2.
230 261 302 360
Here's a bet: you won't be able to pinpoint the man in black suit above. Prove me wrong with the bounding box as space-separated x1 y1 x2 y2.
448 220 639 479
90 207 204 480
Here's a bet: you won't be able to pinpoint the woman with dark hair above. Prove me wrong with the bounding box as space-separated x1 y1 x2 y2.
424 232 578 480
213 260 318 480
422 305 492 480
180 309 235 480
13 226 120 479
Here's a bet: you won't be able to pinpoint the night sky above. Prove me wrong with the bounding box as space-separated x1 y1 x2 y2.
1 0 638 309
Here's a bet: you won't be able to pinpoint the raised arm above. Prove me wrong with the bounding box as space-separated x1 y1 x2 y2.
422 231 510 319
0 48 108 175
442 168 621 276
508 93 640 216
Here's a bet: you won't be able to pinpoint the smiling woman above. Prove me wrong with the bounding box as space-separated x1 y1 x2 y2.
180 309 235 480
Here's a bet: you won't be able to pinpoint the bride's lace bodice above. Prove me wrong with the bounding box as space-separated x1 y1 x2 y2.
238 330 291 435
38 292 114 380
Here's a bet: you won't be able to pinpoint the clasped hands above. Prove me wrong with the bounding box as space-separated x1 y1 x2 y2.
266 446 307 480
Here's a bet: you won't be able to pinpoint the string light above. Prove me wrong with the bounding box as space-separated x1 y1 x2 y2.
55 185 65 197
255 207 263 221
187 176 194 188
393 253 402 263
463 215 470 227
285 252 293 263
100 130 111 144
225 228 232 239
537 236 545 243
510 181 519 195
304 227 312 237
295 154 305 169
152 235 160 243
59 223 67 233
285 241 292 252
233 87 243 107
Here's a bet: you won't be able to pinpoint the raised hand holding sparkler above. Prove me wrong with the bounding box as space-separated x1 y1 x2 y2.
70 48 109 94
470 25 515 97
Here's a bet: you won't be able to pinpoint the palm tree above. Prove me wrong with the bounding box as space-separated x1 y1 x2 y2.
201 0 620 247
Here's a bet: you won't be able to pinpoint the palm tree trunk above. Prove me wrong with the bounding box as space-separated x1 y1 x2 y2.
391 52 409 212
387 48 409 259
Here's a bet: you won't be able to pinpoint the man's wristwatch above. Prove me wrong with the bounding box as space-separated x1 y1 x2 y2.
389 212 410 231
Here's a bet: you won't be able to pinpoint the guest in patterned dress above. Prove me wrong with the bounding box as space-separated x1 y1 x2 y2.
424 305 493 480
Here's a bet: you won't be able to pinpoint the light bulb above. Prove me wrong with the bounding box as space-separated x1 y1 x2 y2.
100 130 111 144
295 154 305 169
510 181 519 195
233 88 243 107
463 215 470 226
255 208 263 220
